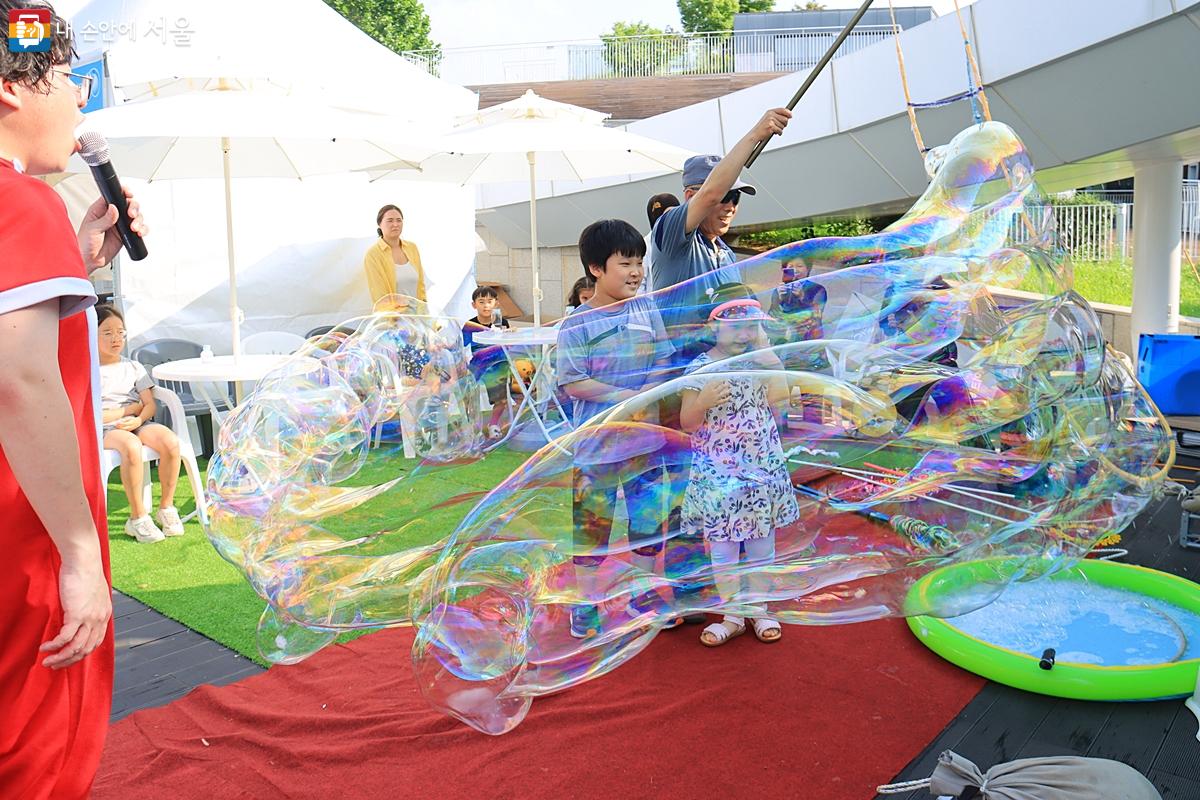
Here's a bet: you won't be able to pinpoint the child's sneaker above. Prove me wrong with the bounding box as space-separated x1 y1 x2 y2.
626 593 685 630
125 515 165 543
569 604 601 639
155 506 185 537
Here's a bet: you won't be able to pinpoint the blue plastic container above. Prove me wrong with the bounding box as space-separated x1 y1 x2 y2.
1138 333 1200 415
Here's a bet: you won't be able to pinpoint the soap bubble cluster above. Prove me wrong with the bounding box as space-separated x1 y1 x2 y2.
205 122 1172 734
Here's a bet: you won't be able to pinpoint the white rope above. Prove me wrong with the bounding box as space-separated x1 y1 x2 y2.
1090 547 1128 561
788 456 1018 524
820 462 1028 514
876 777 932 793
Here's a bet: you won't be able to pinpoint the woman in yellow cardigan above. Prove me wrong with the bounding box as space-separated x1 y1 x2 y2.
364 204 428 312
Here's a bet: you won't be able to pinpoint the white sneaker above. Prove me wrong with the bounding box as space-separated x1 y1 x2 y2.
155 506 185 537
125 515 165 543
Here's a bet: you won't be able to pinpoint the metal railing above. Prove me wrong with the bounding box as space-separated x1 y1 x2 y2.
1006 181 1200 263
399 26 896 86
1185 180 1200 261
1006 203 1127 262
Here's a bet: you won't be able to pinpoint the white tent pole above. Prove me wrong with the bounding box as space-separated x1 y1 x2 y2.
111 252 123 312
528 150 542 327
222 136 241 359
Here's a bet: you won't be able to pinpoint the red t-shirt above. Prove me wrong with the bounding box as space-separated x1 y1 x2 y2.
0 158 112 799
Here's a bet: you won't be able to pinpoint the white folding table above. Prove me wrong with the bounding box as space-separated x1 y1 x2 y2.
474 326 573 450
152 353 315 425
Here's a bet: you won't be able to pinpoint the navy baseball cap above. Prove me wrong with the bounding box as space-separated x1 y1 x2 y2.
681 154 757 194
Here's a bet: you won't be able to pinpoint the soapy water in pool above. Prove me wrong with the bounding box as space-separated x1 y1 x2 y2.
950 577 1199 666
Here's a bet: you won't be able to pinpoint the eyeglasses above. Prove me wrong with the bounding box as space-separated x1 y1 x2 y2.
52 69 95 100
100 330 126 340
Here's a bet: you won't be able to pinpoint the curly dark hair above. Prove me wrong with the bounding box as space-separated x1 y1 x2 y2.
0 1 76 92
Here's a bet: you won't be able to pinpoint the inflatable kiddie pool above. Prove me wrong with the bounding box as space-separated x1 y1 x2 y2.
907 558 1200 701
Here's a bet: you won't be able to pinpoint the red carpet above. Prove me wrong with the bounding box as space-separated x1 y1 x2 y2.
94 620 982 800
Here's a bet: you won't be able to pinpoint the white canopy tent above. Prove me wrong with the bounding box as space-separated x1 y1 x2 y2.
75 90 438 355
57 0 481 349
368 91 695 325
61 0 475 114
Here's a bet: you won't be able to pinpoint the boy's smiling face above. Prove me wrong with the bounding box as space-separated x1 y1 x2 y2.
588 252 643 302
473 294 497 319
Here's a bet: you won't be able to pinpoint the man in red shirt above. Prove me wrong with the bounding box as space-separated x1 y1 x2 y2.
0 2 146 796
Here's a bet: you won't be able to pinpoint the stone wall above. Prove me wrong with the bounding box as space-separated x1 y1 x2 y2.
474 224 580 322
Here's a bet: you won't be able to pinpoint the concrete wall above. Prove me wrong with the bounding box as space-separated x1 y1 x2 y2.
991 288 1200 360
474 225 580 322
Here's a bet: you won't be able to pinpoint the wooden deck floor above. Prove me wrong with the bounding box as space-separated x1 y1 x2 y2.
110 590 261 722
873 460 1200 799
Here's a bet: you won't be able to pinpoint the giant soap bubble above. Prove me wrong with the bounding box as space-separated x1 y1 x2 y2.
206 121 1173 734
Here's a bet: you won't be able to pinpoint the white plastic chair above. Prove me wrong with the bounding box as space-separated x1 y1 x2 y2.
100 386 209 526
241 331 306 355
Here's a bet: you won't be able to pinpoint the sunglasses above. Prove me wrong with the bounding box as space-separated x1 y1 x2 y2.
720 189 742 206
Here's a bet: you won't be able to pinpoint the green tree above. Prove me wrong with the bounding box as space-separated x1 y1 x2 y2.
602 21 686 77
794 1 826 10
676 0 773 74
678 0 775 33
323 0 438 53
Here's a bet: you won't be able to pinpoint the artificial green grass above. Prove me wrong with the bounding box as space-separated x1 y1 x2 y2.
105 443 546 666
107 460 268 662
118 255 1185 664
1019 257 1200 317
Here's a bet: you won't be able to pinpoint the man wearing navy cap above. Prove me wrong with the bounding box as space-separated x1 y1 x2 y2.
649 108 791 293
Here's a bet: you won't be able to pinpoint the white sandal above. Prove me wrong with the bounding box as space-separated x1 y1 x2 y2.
700 617 746 647
750 617 782 643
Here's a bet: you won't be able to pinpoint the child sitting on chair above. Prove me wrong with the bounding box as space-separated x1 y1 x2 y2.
96 305 184 543
679 284 800 647
463 286 514 439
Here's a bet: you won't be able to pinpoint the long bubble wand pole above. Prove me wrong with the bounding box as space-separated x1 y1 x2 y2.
744 0 876 169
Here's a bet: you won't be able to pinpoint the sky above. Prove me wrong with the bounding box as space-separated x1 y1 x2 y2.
423 0 978 50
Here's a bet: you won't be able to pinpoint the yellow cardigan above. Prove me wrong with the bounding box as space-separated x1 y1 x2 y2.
363 237 427 308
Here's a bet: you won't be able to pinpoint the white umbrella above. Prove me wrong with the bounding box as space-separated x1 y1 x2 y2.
67 0 476 117
366 90 696 325
75 88 436 356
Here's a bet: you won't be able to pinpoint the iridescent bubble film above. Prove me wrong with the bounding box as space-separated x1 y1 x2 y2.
206 122 1173 734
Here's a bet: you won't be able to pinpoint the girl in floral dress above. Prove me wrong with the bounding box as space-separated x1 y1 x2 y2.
679 288 799 647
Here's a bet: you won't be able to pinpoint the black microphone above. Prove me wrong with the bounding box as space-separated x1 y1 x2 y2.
76 130 148 261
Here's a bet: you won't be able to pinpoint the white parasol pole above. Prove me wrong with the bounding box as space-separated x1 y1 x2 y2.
221 135 241 359
527 150 542 327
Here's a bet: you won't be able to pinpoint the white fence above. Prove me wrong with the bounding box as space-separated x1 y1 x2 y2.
1007 182 1200 263
1186 180 1200 260
399 27 896 86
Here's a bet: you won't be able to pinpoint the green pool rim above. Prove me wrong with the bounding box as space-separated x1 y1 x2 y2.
906 558 1200 701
